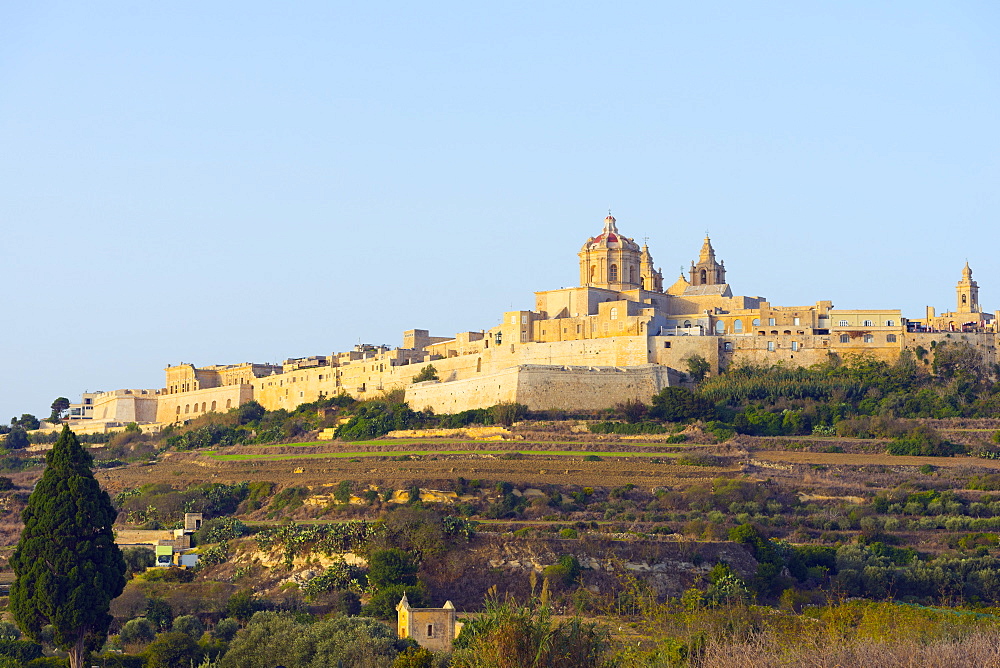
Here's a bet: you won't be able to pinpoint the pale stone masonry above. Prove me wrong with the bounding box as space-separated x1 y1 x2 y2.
61 213 1000 424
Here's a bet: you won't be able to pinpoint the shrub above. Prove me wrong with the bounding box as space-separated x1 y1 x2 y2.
119 618 155 646
172 615 204 640
412 365 439 383
887 425 964 457
211 618 239 643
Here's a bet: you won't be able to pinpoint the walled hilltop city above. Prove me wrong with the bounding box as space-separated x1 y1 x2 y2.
59 214 999 434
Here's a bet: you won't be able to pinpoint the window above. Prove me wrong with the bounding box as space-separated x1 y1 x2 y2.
521 315 528 324
185 404 190 414
863 334 874 343
767 341 775 352
840 335 849 343
724 342 733 351
715 321 725 334
839 320 849 326
683 320 691 328
734 319 743 333
791 341 799 351
887 334 897 343
610 307 618 320
629 266 636 283
609 264 618 282
201 402 206 412
510 315 517 324
793 317 800 326
863 320 874 327
211 401 216 411
768 318 776 326
226 399 232 408
176 406 180 415
576 324 581 334
752 318 760 327
427 624 434 637
664 341 671 348
590 265 596 282
886 320 895 327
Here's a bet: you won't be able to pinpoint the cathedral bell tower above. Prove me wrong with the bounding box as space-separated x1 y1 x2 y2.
578 214 644 290
957 262 980 314
689 235 726 286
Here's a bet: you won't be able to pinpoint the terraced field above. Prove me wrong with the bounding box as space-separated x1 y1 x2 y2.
93 436 738 493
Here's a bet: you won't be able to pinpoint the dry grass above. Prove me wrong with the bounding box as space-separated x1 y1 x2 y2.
695 631 1000 667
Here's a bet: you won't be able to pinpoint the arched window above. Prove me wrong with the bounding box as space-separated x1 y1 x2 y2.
715 321 725 334
752 318 760 327
700 269 707 284
963 294 968 304
610 307 618 320
201 402 206 412
629 266 636 284
185 404 190 413
590 265 596 282
840 335 850 343
176 406 180 415
609 264 618 282
863 334 874 343
211 401 216 411
226 399 232 409
683 320 692 328
476 358 482 372
734 320 743 333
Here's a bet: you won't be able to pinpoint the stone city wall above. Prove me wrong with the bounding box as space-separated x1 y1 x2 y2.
405 363 671 414
156 385 253 423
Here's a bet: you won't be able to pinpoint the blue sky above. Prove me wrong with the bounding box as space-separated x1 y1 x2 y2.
1 2 998 420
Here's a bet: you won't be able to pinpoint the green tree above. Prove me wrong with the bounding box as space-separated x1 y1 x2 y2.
487 402 527 427
648 387 715 422
225 590 260 623
9 426 127 668
121 546 156 576
234 401 266 425
368 548 419 589
11 414 40 431
684 355 712 384
50 397 71 422
3 427 29 450
143 631 202 668
118 618 155 647
413 365 439 383
220 611 410 668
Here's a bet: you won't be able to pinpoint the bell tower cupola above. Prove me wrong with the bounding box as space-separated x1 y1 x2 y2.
957 262 980 313
689 235 726 286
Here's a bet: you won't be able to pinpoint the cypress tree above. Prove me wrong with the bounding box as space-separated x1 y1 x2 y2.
9 425 126 668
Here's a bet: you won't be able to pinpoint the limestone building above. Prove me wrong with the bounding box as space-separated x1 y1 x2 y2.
59 213 1000 424
396 595 462 651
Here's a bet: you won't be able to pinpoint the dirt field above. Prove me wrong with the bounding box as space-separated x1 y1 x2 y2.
93 448 737 494
753 450 1000 469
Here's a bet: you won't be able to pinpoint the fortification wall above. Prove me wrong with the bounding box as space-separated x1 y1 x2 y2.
156 385 252 423
406 363 671 413
90 391 160 423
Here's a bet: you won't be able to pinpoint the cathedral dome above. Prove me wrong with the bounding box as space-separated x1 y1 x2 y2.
581 215 640 252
